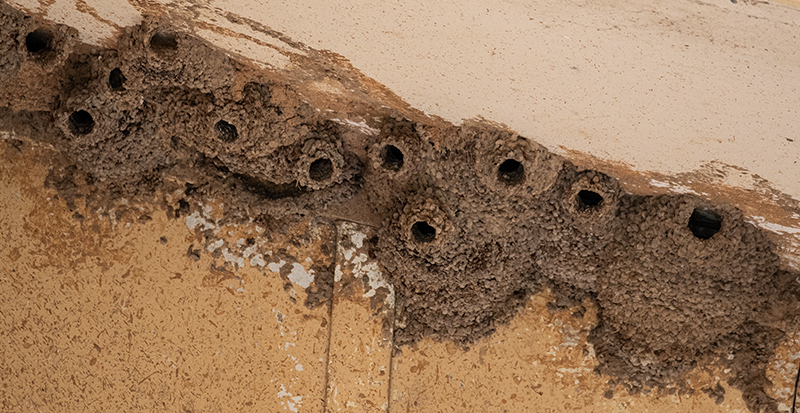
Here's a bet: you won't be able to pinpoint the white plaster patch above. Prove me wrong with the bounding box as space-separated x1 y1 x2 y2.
337 222 395 307
186 211 216 232
242 244 258 258
330 118 380 136
276 384 302 412
334 264 343 282
351 231 367 248
288 263 315 289
221 248 245 268
649 179 701 196
269 260 287 273
207 239 224 252
361 258 395 307
747 216 800 235
342 246 355 261
250 254 266 267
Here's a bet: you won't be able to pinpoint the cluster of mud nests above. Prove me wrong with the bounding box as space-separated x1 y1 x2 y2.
2 2 800 411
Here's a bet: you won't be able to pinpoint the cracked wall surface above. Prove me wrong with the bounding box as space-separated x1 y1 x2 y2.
2 0 800 412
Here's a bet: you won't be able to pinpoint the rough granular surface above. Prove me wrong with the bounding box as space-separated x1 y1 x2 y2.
1 2 799 411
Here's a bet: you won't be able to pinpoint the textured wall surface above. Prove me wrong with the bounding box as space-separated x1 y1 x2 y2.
7 0 800 265
2 0 800 411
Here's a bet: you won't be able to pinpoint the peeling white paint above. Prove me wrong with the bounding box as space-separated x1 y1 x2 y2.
277 384 302 413
269 260 287 273
186 211 217 232
222 248 246 268
330 118 380 136
251 254 266 267
337 222 395 307
747 216 800 235
207 239 224 252
649 179 701 196
351 231 367 248
288 263 315 289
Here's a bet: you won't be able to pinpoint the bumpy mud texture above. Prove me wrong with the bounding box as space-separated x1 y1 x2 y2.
1 2 799 411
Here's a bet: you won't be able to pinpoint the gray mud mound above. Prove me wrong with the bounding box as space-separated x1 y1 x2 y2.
1 2 799 411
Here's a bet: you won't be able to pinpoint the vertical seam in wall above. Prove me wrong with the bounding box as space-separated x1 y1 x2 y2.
385 298 396 413
321 220 338 413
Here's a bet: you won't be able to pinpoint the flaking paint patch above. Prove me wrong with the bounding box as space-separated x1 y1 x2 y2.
207 239 224 252
277 384 302 412
331 118 380 136
269 260 286 273
748 216 800 235
649 179 702 196
767 333 800 412
250 254 266 267
288 263 314 289
338 223 395 306
185 203 219 233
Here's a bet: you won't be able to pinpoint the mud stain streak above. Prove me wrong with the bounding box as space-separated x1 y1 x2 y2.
218 11 309 52
192 19 293 58
74 0 122 31
124 0 166 17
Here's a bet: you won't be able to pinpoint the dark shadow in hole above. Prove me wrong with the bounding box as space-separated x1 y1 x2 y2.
109 68 126 91
235 174 305 200
26 28 53 54
68 110 95 135
688 208 723 239
150 32 178 53
577 190 604 210
380 144 404 171
411 221 436 243
214 120 238 143
497 159 525 185
309 158 333 182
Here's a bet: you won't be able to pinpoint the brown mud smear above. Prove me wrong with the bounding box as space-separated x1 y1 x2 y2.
1 2 800 411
